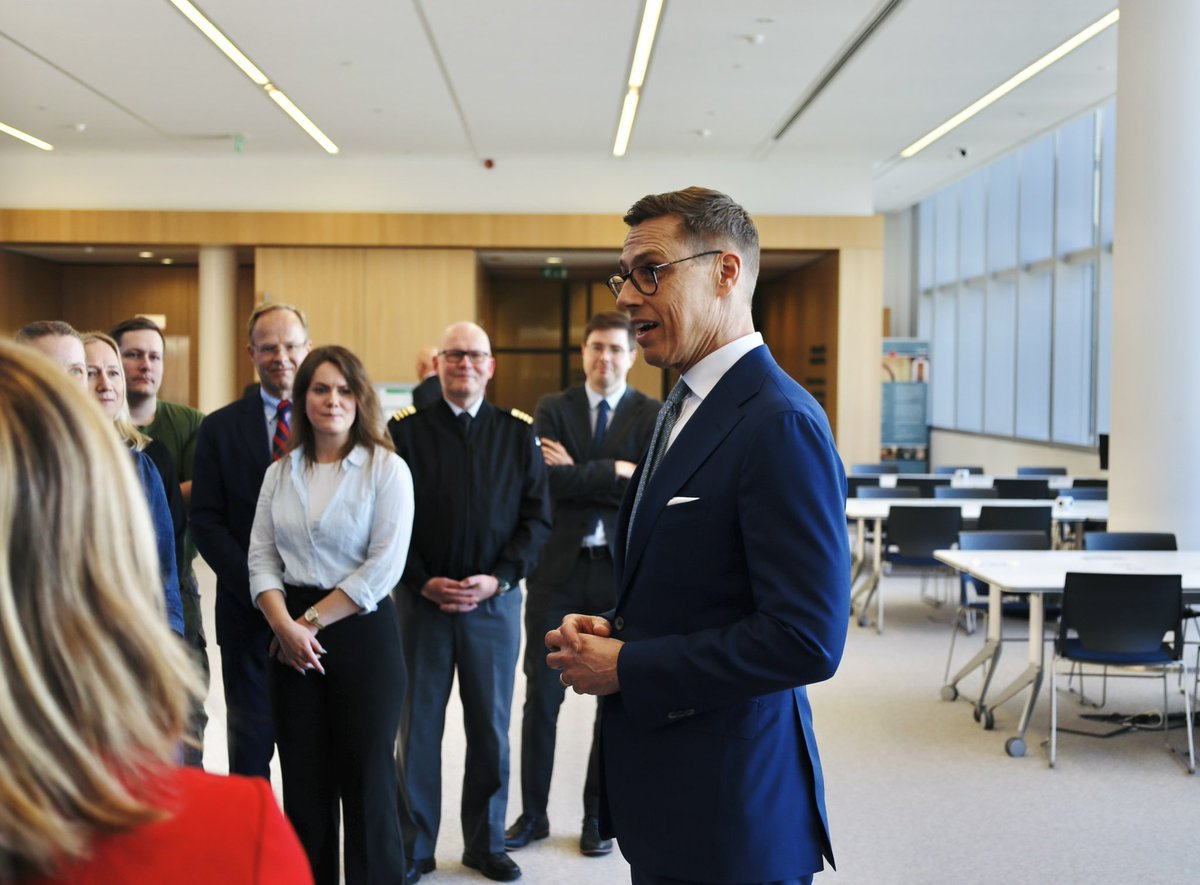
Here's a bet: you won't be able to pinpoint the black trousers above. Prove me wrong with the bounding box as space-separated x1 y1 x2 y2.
631 871 813 885
519 551 614 820
272 587 407 885
221 627 275 779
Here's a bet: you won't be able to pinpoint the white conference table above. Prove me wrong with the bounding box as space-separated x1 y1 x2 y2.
873 473 1090 490
932 549 1200 758
846 497 1107 632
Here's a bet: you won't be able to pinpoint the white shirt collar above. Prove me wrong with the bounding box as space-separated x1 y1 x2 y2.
585 383 625 412
680 332 764 403
445 397 484 418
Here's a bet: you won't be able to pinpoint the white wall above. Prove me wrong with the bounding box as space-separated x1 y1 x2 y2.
882 208 916 336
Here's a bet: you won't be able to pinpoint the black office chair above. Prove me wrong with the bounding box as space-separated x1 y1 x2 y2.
878 505 962 628
994 478 1053 499
1062 486 1107 500
1083 532 1177 552
846 476 879 498
977 505 1053 539
856 486 919 499
944 531 1051 695
896 477 951 498
1017 466 1068 476
1048 572 1193 773
934 486 999 500
934 465 984 475
1070 478 1109 489
852 463 900 475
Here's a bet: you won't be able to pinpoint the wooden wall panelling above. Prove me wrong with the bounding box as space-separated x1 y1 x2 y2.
0 251 62 335
255 247 367 364
362 249 478 386
836 247 884 466
235 264 257 394
58 264 200 406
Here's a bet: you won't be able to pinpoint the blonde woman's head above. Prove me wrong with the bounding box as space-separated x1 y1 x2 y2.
0 341 200 879
82 331 150 451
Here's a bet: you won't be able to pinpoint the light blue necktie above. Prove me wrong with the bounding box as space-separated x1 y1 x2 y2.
626 379 690 556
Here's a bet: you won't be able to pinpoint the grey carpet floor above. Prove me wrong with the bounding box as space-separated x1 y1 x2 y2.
198 566 1200 884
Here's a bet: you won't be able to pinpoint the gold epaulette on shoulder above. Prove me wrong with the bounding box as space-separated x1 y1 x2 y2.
509 408 534 424
391 405 417 422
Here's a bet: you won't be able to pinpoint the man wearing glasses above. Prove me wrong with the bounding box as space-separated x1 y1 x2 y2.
505 311 659 859
547 188 850 885
191 302 312 778
389 321 551 883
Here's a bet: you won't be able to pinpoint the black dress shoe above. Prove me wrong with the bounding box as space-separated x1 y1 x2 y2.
462 850 522 882
405 856 436 884
579 817 613 856
503 813 549 850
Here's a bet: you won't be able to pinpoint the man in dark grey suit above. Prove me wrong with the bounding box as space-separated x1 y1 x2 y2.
505 312 659 858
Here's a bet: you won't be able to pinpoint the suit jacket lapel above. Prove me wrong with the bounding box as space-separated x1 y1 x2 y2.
238 392 271 468
568 386 592 458
619 347 772 589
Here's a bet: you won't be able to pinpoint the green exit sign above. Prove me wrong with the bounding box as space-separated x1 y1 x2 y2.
540 266 568 280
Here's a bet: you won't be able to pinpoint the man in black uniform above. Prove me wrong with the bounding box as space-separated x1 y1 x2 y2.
504 312 659 858
411 344 442 409
390 321 551 884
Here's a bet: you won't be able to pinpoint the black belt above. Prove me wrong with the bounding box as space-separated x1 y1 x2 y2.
580 545 611 560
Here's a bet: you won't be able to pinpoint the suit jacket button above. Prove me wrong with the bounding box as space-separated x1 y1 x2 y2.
667 708 695 721
614 616 625 631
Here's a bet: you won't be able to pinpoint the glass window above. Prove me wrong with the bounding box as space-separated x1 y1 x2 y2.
918 199 935 290
930 288 957 427
988 154 1019 273
1015 273 1052 439
1056 114 1097 255
1095 252 1112 434
959 170 986 279
1052 262 1095 444
935 187 959 286
1019 136 1055 265
1099 102 1116 247
955 285 985 432
983 279 1016 436
917 291 933 340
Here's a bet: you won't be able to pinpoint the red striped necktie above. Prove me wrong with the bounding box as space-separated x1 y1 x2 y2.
272 399 291 461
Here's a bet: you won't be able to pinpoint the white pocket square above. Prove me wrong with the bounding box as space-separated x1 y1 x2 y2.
666 496 700 506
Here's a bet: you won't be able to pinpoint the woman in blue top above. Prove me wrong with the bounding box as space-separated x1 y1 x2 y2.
83 332 183 636
249 345 415 885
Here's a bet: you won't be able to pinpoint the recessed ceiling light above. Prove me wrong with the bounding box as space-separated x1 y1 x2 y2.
161 258 175 265
139 251 154 259
545 257 564 265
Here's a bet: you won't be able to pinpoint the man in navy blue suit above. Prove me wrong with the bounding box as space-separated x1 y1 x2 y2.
547 187 850 885
191 302 311 778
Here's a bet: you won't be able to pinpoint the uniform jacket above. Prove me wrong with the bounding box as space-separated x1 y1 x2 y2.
529 384 659 586
602 344 850 883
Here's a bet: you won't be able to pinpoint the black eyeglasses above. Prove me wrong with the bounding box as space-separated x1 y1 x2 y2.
440 349 491 365
606 250 723 298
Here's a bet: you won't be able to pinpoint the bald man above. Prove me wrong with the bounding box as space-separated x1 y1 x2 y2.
389 322 551 883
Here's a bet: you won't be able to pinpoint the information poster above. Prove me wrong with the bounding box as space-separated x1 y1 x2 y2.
881 338 929 473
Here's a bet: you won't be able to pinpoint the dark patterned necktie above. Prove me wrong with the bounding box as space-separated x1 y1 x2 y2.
590 399 610 458
625 380 690 555
271 400 291 461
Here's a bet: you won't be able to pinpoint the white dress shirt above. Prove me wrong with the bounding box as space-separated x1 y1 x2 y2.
248 444 415 613
581 384 626 548
668 332 764 450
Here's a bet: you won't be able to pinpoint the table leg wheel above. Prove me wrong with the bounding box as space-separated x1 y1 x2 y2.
972 706 981 722
982 710 995 731
857 614 869 628
940 685 958 702
1005 737 1026 757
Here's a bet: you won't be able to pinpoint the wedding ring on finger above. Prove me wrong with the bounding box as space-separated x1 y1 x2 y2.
559 673 571 688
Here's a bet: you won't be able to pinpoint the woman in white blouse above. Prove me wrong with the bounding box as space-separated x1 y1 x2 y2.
248 345 414 885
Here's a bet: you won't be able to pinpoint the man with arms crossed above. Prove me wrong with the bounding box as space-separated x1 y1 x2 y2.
505 311 658 858
390 322 551 883
547 187 850 885
191 303 312 778
112 316 209 766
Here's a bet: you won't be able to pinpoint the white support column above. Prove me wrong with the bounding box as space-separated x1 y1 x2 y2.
1110 1 1200 545
197 246 239 414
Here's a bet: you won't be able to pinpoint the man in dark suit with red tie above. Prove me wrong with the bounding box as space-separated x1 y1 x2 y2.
504 312 659 858
191 302 312 778
548 187 850 885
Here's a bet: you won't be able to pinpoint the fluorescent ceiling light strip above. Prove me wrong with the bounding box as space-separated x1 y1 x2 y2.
613 0 664 157
168 0 338 154
900 9 1119 159
168 0 269 85
0 120 54 151
267 87 339 155
613 90 641 157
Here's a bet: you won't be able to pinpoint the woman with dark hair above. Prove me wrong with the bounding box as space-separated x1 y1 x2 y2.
248 345 414 884
0 341 310 884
